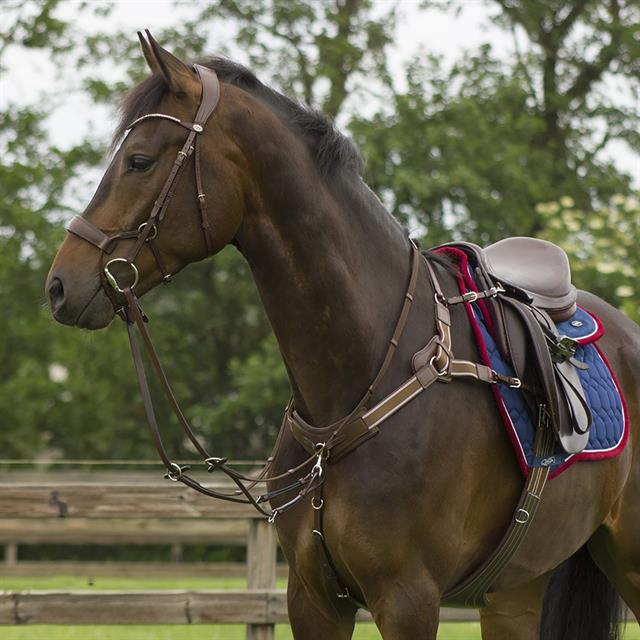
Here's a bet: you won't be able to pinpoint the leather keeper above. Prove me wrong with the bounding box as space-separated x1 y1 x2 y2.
415 364 439 389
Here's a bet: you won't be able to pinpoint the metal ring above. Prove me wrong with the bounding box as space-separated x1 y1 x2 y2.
138 222 158 240
312 497 324 511
429 351 450 377
104 258 139 293
166 462 183 482
515 508 530 524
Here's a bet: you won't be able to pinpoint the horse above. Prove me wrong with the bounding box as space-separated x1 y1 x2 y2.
46 33 639 639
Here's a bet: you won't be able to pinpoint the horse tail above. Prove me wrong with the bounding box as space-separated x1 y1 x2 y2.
540 545 623 640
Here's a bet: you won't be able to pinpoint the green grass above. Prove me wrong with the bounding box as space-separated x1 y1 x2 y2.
0 623 637 640
0 575 250 591
0 576 637 639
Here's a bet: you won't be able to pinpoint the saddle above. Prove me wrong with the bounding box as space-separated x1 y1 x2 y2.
443 237 592 454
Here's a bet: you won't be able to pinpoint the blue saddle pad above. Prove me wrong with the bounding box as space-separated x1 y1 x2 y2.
438 247 629 479
474 306 628 477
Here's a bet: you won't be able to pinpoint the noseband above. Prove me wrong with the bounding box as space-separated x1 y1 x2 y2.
67 63 221 293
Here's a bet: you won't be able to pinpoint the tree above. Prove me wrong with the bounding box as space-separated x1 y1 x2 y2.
538 194 639 323
351 0 639 243
1 0 637 463
0 0 400 461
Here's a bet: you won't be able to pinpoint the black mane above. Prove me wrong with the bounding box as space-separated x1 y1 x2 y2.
113 57 363 175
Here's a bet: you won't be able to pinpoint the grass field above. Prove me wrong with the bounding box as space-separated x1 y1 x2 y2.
1 575 637 639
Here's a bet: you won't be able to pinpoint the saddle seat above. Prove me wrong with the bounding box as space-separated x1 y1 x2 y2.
481 237 577 321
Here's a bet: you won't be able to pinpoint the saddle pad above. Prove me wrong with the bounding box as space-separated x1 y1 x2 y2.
436 247 629 479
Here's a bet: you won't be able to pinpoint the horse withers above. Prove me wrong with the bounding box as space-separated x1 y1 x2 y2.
46 32 639 639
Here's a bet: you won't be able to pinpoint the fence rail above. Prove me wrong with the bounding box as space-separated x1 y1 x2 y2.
0 470 635 635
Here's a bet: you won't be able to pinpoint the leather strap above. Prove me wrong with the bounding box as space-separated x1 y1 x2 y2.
67 216 138 253
286 241 428 461
442 405 556 607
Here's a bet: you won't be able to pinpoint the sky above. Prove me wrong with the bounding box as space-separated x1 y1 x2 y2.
2 0 638 190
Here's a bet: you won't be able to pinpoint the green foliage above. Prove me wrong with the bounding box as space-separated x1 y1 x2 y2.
0 0 637 463
538 194 640 323
198 0 396 116
352 0 639 243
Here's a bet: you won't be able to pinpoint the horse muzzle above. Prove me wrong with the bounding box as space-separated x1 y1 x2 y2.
46 269 115 329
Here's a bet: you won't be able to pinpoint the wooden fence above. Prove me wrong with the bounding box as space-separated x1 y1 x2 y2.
0 468 635 635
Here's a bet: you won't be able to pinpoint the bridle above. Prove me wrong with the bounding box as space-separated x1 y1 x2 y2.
64 62 556 606
67 64 221 292
64 62 390 517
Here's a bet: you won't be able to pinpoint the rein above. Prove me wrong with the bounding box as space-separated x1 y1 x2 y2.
66 64 556 606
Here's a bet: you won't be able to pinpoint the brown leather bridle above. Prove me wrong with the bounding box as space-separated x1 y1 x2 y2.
67 64 221 291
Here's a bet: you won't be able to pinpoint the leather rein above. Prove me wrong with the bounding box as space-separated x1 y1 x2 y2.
66 64 556 606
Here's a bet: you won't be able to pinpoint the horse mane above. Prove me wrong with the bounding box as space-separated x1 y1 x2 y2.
112 57 363 176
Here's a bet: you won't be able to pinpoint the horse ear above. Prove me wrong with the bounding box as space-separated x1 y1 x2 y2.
143 29 194 96
137 31 161 75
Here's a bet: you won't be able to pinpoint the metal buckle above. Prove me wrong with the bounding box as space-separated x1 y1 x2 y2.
104 258 139 293
551 335 579 363
461 291 478 303
137 222 158 240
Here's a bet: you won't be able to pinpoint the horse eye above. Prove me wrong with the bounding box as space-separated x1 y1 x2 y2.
127 155 154 172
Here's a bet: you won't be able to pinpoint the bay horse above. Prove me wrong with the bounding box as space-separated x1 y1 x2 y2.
46 33 639 639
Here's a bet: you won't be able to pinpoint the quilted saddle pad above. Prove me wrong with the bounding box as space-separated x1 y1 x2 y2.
436 247 629 479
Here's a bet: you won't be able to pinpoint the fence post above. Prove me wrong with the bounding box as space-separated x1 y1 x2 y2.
246 519 277 640
170 543 183 563
4 543 17 566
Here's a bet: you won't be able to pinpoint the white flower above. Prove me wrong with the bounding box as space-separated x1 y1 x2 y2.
615 285 634 298
595 262 617 274
48 363 69 383
560 196 575 209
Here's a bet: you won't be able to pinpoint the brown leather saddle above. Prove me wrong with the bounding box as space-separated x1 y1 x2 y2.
444 237 592 454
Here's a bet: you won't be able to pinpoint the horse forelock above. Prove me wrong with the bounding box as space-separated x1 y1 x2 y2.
111 57 363 176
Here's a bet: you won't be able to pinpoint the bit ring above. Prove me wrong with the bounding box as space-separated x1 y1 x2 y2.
104 258 139 293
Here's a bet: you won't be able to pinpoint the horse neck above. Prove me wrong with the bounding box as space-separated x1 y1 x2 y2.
234 128 412 425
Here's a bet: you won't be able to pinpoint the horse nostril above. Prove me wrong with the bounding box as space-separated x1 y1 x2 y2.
48 277 65 311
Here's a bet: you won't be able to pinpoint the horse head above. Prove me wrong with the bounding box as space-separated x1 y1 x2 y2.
46 32 245 329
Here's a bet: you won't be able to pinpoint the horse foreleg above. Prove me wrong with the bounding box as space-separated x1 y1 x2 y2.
286 567 357 640
364 572 440 639
479 574 551 640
